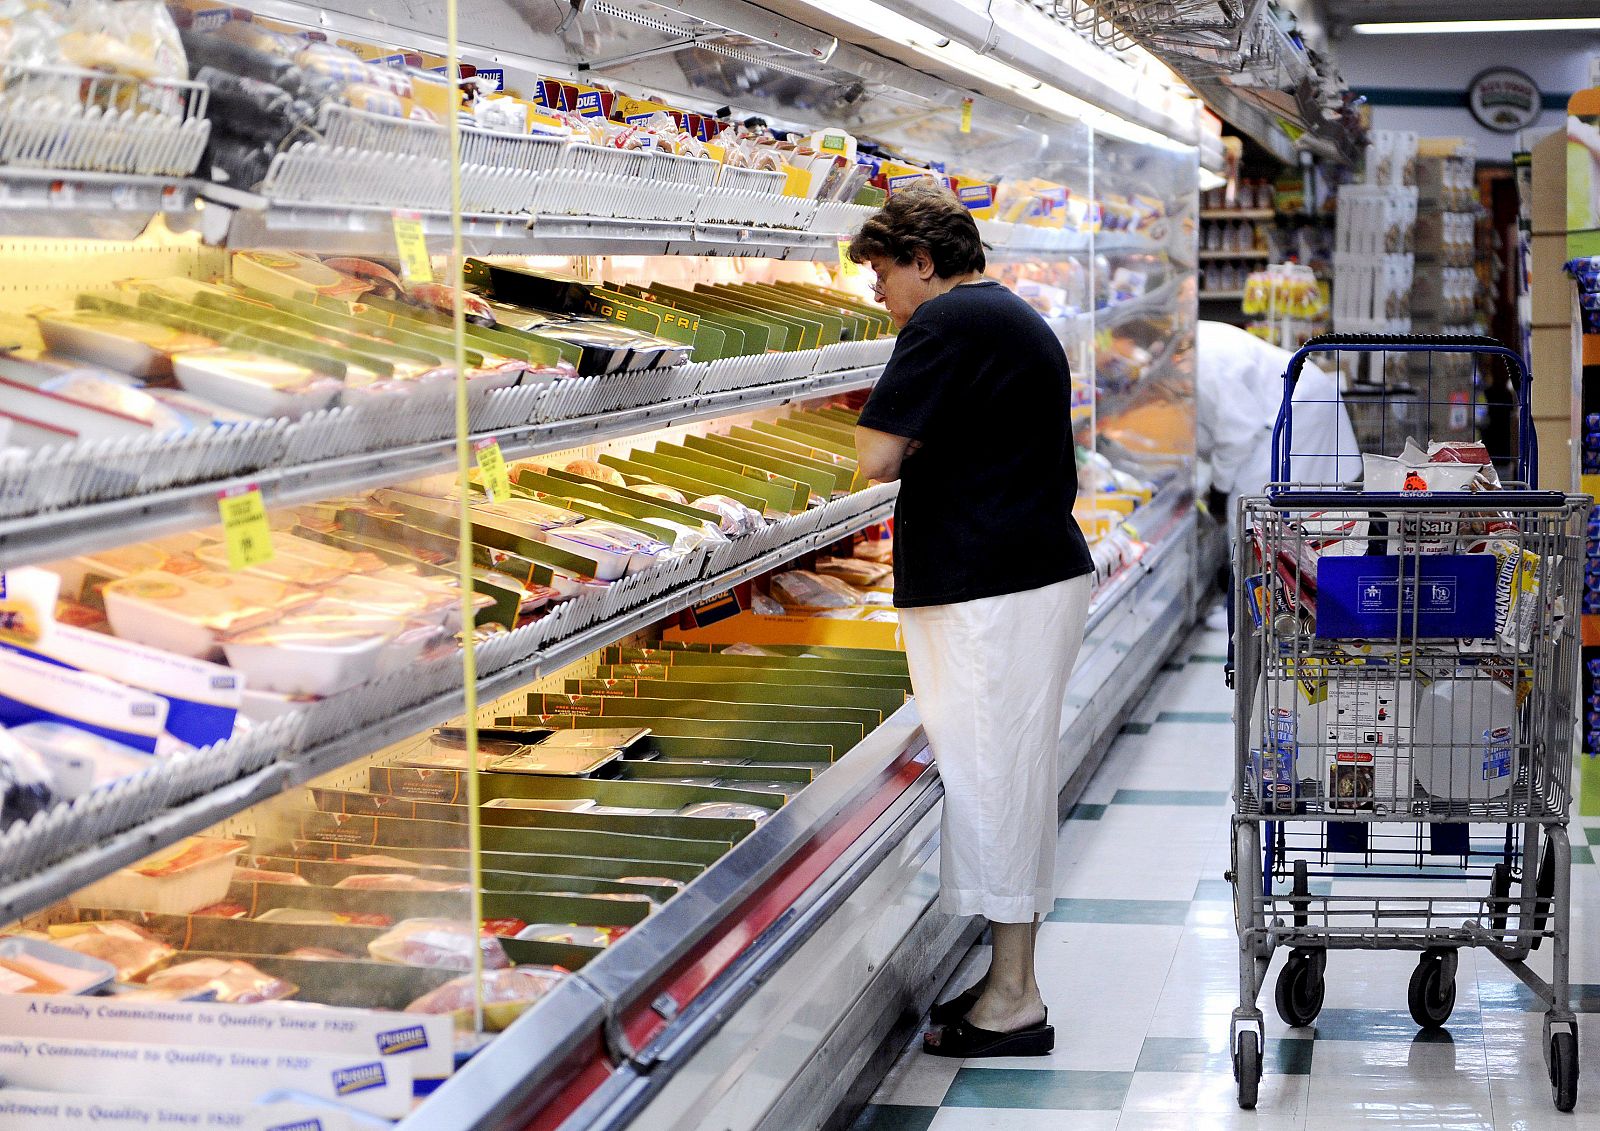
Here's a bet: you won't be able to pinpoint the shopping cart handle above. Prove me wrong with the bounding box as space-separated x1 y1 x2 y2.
1265 490 1572 510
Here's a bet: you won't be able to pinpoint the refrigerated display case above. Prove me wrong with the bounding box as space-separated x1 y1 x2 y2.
0 1 1208 1128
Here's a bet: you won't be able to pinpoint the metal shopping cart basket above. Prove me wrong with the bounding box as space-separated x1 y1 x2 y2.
1228 334 1593 1110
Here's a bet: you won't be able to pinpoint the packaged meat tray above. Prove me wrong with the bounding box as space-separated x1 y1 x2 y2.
405 965 567 1031
142 958 297 1004
368 919 511 971
0 937 117 994
46 920 175 982
71 837 247 916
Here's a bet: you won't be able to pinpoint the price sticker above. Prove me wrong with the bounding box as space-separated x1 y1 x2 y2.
475 438 511 503
836 236 865 284
217 485 275 571
960 97 973 134
391 210 434 283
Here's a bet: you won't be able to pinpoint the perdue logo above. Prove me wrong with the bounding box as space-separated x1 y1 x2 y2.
331 1062 387 1095
266 1121 323 1131
376 1024 430 1055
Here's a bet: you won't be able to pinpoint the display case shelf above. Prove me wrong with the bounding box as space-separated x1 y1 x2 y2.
0 360 886 571
0 484 898 923
0 168 199 241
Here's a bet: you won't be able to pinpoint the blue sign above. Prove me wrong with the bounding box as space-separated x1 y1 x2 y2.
1316 554 1498 639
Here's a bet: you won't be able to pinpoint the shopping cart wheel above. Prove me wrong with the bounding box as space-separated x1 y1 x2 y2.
1550 1030 1579 1111
1274 949 1325 1027
1407 952 1456 1029
1487 863 1512 936
1233 1031 1260 1109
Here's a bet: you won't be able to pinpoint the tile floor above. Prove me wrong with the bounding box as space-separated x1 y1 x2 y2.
849 619 1600 1131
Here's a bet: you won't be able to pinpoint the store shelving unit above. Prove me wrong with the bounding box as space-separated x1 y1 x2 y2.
0 2 1204 1129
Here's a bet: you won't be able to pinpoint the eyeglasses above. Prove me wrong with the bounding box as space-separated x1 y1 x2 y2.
870 276 886 299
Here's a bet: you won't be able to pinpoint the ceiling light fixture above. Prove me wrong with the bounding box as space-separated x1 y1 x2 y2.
1350 17 1600 34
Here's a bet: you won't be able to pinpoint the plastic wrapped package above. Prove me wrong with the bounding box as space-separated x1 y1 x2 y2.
0 726 55 830
143 959 297 1003
404 965 567 1031
770 570 862 609
678 801 771 821
333 874 470 893
814 557 892 587
749 591 785 616
0 939 116 994
633 483 688 505
564 459 627 488
235 868 309 886
693 494 762 536
102 569 318 660
368 919 511 971
37 374 190 435
46 921 175 982
57 0 186 81
192 66 312 144
512 924 626 947
72 836 247 916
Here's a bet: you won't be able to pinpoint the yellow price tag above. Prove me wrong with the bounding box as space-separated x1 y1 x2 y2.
217 485 275 571
391 210 433 284
476 438 511 503
837 236 865 284
960 97 973 134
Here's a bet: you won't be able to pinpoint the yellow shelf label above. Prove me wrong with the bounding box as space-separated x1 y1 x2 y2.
476 438 511 503
960 97 973 134
837 236 865 284
217 485 275 571
392 210 434 283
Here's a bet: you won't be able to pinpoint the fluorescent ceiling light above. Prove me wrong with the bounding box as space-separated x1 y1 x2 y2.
827 0 947 47
1350 17 1600 34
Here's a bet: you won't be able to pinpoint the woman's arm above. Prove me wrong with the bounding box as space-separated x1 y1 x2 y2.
855 426 914 483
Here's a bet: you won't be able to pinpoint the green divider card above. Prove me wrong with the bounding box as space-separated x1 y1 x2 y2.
192 291 445 370
753 420 857 459
626 678 901 719
132 292 400 378
706 641 907 665
579 290 662 336
79 295 347 380
643 283 772 354
644 733 833 764
683 435 839 499
480 823 728 865
654 440 811 509
772 281 893 329
478 773 782 812
282 289 489 366
742 283 866 341
654 283 798 351
597 455 766 512
615 646 910 677
785 412 859 443
633 287 754 359
477 806 752 845
551 498 686 543
634 446 804 512
693 287 815 351
499 938 605 970
727 425 857 473
813 406 862 426
478 870 684 898
617 760 815 785
478 851 703 883
611 287 731 361
498 713 850 760
706 285 834 348
526 693 871 744
513 468 713 526
354 295 545 364
478 890 655 929
373 492 599 578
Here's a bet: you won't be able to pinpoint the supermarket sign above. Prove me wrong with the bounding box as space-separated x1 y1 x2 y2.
1468 68 1542 133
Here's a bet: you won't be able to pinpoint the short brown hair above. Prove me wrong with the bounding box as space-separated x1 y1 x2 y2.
847 181 986 277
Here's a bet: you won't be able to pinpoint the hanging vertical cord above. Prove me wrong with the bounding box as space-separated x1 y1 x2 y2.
444 0 487 1036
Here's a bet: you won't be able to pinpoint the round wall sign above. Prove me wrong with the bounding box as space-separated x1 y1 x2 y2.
1468 67 1542 133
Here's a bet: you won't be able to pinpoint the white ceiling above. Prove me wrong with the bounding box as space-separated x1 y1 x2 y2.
1321 0 1600 31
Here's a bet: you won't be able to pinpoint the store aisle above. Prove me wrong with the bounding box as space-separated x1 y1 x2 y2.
850 619 1600 1130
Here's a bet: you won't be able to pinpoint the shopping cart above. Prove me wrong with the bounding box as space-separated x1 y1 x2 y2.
1227 333 1592 1111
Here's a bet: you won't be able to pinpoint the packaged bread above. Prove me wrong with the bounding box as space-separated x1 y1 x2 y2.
814 557 892 587
564 459 627 488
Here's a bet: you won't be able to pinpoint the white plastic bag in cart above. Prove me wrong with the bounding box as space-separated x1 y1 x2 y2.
1411 670 1516 802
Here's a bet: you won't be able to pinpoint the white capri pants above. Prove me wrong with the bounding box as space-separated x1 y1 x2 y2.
899 573 1092 922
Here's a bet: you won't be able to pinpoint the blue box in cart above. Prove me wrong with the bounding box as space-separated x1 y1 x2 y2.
1316 555 1498 639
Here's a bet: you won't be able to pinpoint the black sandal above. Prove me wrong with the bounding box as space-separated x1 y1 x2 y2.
922 1018 1054 1059
929 985 1047 1027
928 985 983 1026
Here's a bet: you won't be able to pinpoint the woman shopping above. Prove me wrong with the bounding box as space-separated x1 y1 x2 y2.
849 183 1094 1060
